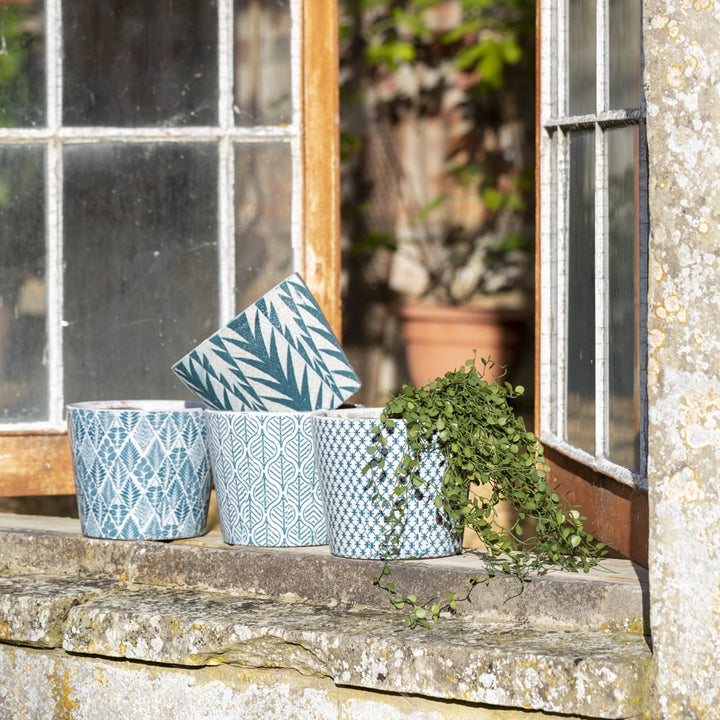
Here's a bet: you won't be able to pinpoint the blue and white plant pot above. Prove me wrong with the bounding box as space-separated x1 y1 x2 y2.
67 400 212 541
172 273 361 413
311 408 463 560
206 409 327 547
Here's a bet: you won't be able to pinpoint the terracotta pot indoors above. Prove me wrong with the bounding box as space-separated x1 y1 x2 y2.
397 302 528 387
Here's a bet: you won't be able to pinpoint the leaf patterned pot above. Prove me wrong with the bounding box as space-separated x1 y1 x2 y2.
312 408 463 560
67 401 212 541
172 273 361 412
206 410 327 547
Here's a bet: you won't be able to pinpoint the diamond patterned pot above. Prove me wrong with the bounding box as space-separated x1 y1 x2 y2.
206 410 327 547
312 408 463 560
67 401 212 540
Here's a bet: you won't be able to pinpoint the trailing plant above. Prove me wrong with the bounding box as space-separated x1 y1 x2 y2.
364 356 606 627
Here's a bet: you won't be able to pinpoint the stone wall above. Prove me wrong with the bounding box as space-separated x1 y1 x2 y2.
0 514 651 719
644 1 720 717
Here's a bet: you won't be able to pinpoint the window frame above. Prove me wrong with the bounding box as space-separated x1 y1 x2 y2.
535 0 648 563
0 0 340 497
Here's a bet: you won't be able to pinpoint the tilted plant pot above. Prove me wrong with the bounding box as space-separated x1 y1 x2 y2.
67 400 212 541
397 301 528 386
206 409 327 547
312 407 462 560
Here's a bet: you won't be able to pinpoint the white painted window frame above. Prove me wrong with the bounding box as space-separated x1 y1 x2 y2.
0 0 304 433
538 0 647 490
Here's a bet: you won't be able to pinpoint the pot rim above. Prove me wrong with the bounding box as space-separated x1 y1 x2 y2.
205 408 315 418
67 400 205 413
313 407 387 421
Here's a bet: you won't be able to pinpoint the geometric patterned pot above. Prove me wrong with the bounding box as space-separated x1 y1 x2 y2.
67 401 211 541
206 410 327 547
312 408 463 560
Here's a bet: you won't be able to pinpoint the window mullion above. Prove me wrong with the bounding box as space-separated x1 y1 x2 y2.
539 130 556 437
558 0 568 118
553 0 569 441
218 0 236 324
594 0 609 460
556 130 569 443
46 0 64 428
594 126 609 460
291 0 303 273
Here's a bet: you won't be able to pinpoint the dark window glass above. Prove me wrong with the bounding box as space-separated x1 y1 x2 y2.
566 130 596 453
568 0 596 116
63 143 218 403
63 0 218 127
609 0 641 110
608 126 640 470
0 145 46 421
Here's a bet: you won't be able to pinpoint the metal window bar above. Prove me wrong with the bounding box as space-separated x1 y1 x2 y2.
0 0 302 432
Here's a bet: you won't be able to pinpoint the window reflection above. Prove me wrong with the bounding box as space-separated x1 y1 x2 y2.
0 146 46 421
0 0 44 128
235 142 293 309
608 126 640 470
566 130 596 453
63 0 218 127
609 0 641 110
234 0 291 126
568 0 596 116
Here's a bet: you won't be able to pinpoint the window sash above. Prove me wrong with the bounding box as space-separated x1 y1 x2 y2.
0 0 340 495
538 0 646 489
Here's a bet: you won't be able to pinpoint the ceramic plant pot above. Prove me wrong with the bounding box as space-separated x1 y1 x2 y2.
398 302 527 386
312 408 462 560
67 400 211 541
206 410 327 547
172 273 361 412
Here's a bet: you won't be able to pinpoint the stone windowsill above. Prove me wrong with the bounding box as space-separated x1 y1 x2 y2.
0 513 652 719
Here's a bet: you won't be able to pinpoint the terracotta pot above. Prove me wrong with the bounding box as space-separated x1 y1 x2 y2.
398 302 528 386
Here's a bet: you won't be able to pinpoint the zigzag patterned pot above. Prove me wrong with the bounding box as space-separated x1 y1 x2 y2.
206 410 327 547
172 273 361 412
67 401 212 541
312 408 463 560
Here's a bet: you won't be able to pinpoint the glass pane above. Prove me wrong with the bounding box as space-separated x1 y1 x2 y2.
0 146 46 421
609 0 641 110
234 0 292 126
63 144 218 404
608 126 640 471
0 0 45 127
235 142 293 309
63 0 218 127
566 130 595 452
568 0 596 116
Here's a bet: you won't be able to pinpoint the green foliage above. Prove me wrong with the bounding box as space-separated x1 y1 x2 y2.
0 5 43 129
364 356 606 628
357 0 533 91
339 0 536 304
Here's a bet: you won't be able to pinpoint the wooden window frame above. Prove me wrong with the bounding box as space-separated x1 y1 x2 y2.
0 0 340 498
